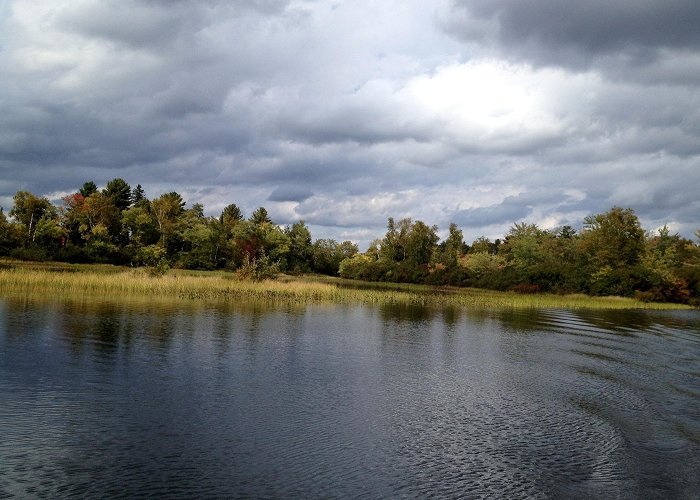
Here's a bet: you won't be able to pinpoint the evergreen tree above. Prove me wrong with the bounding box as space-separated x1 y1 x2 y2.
220 203 243 226
79 181 98 198
104 178 132 211
131 184 146 205
250 207 272 225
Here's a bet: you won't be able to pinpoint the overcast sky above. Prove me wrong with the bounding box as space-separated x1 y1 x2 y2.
2 0 699 247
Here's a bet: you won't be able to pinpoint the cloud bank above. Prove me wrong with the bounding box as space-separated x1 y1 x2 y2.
1 0 699 247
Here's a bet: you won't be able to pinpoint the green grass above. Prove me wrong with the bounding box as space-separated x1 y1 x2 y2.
0 259 692 310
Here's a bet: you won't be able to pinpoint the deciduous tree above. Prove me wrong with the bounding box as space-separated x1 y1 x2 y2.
9 191 55 243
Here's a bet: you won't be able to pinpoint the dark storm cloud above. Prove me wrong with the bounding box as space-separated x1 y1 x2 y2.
268 186 313 203
446 0 700 71
1 0 356 200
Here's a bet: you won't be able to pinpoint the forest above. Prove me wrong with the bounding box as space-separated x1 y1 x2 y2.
1 178 699 304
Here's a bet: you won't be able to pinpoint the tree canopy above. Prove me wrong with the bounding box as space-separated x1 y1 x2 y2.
2 183 699 303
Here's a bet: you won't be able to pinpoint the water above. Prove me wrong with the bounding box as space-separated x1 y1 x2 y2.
0 296 698 498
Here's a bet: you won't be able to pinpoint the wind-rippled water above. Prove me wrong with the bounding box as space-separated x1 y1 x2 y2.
0 296 698 498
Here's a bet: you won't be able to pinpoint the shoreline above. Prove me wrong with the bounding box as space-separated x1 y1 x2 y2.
0 259 693 310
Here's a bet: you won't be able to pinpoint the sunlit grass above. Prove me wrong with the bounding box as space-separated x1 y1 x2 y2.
0 259 691 310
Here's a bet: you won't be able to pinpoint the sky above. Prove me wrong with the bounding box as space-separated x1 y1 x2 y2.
2 0 699 248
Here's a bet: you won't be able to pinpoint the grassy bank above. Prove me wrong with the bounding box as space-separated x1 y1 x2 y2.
0 259 692 310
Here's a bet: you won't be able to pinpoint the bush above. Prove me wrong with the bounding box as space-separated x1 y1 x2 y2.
234 252 279 281
149 258 170 277
10 246 49 262
339 254 374 279
133 244 167 267
85 240 120 263
55 245 90 263
511 283 541 294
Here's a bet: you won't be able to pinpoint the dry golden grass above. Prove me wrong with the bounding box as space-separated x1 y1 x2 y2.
0 259 691 310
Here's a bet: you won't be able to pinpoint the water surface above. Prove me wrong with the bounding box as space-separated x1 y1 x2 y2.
0 296 698 498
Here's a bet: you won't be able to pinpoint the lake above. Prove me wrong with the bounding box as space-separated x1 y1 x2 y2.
0 295 698 498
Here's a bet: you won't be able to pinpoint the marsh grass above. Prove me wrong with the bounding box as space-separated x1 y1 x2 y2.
0 259 690 310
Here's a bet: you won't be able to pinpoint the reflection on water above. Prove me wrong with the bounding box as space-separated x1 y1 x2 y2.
0 295 698 498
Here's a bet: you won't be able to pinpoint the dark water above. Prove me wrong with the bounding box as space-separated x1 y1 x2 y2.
0 296 698 499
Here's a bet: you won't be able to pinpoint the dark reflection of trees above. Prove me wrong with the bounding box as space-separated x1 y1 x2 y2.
33 297 185 359
461 308 553 367
56 301 135 364
233 301 304 340
438 306 463 362
379 302 435 323
243 305 266 344
494 308 548 334
2 296 47 341
210 306 235 356
60 302 98 354
462 307 496 327
571 309 656 336
147 311 176 353
377 303 436 374
440 306 461 328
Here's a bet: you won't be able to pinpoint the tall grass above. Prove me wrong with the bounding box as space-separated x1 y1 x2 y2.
0 260 691 310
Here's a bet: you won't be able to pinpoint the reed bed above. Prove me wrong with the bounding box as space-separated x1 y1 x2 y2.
0 260 691 311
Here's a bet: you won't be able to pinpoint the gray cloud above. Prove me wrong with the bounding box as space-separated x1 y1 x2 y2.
453 201 530 228
445 0 700 73
1 0 699 247
268 186 314 203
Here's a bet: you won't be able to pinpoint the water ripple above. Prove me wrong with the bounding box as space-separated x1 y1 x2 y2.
0 297 698 498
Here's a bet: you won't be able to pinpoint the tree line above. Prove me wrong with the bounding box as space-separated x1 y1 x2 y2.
340 211 700 304
1 178 699 304
1 179 357 279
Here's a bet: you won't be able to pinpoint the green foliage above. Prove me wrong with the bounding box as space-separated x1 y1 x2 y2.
83 192 121 241
0 209 22 255
104 178 132 211
460 252 505 279
312 239 358 275
499 223 552 285
149 258 170 277
220 203 243 226
437 223 464 266
225 218 290 272
637 226 696 303
580 207 646 296
151 192 186 249
10 245 50 262
286 220 312 273
134 244 167 267
339 254 374 279
177 208 217 269
131 184 146 206
470 236 500 255
261 224 291 267
249 206 271 225
406 220 439 265
9 191 55 243
378 217 438 266
235 252 279 281
33 214 67 249
79 181 98 197
5 183 700 304
121 205 158 247
582 206 645 268
85 224 120 262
